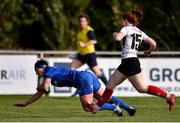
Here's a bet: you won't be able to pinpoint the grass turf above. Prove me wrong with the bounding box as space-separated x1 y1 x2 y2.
0 95 179 122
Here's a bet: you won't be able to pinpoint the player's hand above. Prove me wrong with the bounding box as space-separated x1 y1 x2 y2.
144 51 151 57
14 103 27 107
113 32 121 41
79 41 86 47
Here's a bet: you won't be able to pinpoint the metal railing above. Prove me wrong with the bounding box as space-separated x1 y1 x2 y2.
0 50 180 58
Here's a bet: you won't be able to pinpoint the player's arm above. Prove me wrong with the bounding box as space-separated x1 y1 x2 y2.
14 78 51 107
113 32 126 41
144 37 157 56
79 30 97 47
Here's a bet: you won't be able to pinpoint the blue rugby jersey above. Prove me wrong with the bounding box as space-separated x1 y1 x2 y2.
43 67 82 88
43 66 101 95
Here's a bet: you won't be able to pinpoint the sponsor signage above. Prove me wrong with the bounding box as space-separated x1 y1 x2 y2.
0 55 38 94
2 56 178 96
48 58 180 96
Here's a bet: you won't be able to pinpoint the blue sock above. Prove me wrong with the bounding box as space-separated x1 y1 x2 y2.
109 96 131 112
99 103 116 111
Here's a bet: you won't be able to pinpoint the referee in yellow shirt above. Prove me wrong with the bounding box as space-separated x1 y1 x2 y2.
70 14 107 96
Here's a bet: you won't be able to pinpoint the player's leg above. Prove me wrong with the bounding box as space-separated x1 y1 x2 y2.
93 76 122 116
77 71 98 112
79 93 94 112
100 103 123 116
128 72 176 111
94 86 136 116
69 59 83 70
109 96 136 116
86 53 108 85
128 72 148 93
80 92 122 116
96 70 126 107
93 85 122 116
91 65 107 85
82 73 120 114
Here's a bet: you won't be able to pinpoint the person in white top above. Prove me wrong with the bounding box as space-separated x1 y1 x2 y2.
89 9 176 113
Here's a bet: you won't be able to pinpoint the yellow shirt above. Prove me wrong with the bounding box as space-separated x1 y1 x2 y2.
77 26 95 55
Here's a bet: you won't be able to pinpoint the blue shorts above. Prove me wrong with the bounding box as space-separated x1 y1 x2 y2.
76 71 101 96
77 53 98 68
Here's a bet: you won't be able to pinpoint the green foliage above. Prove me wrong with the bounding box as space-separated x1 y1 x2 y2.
0 0 179 50
139 0 180 51
0 96 180 122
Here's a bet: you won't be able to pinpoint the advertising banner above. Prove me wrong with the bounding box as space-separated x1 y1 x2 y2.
48 57 180 97
0 55 38 94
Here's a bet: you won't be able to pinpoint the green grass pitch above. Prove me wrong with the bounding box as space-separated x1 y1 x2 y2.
0 95 179 122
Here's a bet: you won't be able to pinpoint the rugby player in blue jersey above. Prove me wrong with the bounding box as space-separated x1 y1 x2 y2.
14 59 136 116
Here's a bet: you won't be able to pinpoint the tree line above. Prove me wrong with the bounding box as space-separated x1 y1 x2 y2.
0 0 179 51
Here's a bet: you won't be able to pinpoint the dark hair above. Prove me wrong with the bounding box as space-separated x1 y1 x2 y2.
122 9 143 26
34 59 49 72
78 14 90 24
